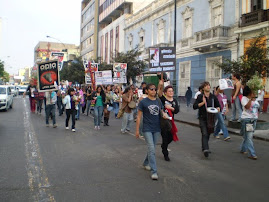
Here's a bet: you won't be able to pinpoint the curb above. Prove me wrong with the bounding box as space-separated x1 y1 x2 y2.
174 119 269 142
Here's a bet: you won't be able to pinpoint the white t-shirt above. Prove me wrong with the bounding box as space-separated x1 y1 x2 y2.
194 91 201 99
241 96 260 119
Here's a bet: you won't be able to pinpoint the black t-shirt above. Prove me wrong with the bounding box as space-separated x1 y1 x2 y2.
86 89 92 100
160 95 179 117
138 98 161 133
26 85 37 98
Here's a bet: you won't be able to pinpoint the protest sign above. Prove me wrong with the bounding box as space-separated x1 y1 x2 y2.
219 79 234 90
37 60 59 92
113 63 127 83
95 71 113 85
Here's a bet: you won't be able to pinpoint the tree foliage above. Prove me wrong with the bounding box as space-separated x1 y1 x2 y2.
60 57 85 84
112 46 147 84
217 34 269 85
0 60 9 83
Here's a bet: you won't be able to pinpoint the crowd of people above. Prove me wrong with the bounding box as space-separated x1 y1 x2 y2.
22 73 262 180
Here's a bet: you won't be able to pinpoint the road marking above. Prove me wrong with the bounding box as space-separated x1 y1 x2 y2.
23 99 55 202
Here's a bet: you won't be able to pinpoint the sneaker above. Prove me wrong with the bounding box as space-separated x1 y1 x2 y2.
144 165 151 171
224 136 231 141
240 151 247 154
121 130 126 134
126 129 130 132
151 173 158 180
214 135 220 139
237 119 242 122
66 127 69 130
230 118 235 121
94 126 97 130
53 124 57 128
72 129 76 132
203 150 209 158
248 156 258 160
46 124 49 127
97 126 100 130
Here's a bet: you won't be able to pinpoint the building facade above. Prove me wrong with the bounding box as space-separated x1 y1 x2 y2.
125 0 238 97
98 0 154 64
80 0 99 61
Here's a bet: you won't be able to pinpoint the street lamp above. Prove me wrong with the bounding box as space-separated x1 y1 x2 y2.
46 35 68 60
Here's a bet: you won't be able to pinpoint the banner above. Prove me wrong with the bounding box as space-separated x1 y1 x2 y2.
219 79 234 90
51 52 65 70
113 63 127 84
149 47 176 72
84 63 98 84
37 60 59 92
95 71 113 85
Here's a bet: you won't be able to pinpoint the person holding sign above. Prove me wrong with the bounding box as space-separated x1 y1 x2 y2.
193 81 220 158
231 73 243 122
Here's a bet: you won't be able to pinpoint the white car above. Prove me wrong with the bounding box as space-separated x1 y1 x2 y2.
18 85 28 95
10 86 18 97
0 85 13 111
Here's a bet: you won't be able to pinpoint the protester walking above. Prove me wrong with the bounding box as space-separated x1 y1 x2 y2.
185 87 192 107
158 80 179 161
240 86 259 160
81 87 87 114
136 83 165 180
36 91 45 115
214 86 230 141
62 88 77 132
92 86 106 130
193 81 220 158
57 90 65 116
113 87 121 118
45 90 57 128
104 85 113 126
86 86 92 116
121 87 134 133
23 80 37 113
75 87 84 120
231 73 242 121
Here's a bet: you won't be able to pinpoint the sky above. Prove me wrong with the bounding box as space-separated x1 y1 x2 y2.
0 0 81 75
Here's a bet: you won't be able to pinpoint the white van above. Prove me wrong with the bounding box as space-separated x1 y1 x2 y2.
0 85 13 111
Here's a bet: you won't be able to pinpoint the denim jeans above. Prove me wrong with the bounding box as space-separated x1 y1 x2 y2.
86 100 91 115
94 106 104 126
199 118 211 151
240 119 257 157
231 96 242 120
113 102 119 117
76 103 81 119
45 104 56 125
143 131 161 174
121 111 133 132
186 98 191 107
36 99 43 113
214 112 229 138
57 97 64 115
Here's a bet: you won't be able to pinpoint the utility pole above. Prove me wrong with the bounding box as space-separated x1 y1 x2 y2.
173 0 177 96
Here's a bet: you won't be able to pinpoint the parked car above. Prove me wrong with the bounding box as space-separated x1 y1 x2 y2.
0 85 13 111
18 85 28 95
10 86 18 97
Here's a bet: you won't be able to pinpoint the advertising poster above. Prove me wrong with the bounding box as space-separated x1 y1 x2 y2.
95 71 113 85
113 63 127 84
37 60 59 92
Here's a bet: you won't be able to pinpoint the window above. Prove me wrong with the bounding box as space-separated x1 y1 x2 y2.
213 6 222 26
110 29 113 63
179 61 191 96
251 0 263 11
105 33 108 63
206 56 222 88
182 6 193 38
138 28 145 48
101 35 104 62
157 19 165 44
115 26 119 57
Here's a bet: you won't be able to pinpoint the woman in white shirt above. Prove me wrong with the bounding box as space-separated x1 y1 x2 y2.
240 86 259 160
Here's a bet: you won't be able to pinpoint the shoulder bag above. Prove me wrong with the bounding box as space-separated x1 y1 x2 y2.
157 98 172 132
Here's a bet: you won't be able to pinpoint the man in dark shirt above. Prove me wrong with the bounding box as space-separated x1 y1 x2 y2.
86 85 92 116
23 80 37 113
193 81 220 158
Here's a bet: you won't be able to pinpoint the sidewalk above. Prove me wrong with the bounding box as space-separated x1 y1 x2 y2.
174 102 269 142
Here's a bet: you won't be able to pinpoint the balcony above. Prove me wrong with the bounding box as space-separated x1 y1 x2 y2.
241 9 269 27
191 26 230 52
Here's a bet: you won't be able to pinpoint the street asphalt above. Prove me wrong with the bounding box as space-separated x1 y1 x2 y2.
0 97 269 202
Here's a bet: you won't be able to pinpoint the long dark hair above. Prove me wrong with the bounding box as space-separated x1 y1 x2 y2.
96 85 105 96
68 88 74 95
123 87 131 94
243 86 252 97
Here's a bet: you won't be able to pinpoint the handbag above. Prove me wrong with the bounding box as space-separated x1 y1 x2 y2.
128 100 136 109
246 123 254 132
157 98 172 132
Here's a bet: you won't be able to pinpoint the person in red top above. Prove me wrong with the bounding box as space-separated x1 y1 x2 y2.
23 80 37 113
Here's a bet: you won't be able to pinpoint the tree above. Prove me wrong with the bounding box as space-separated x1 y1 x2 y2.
217 34 269 85
60 57 85 84
2 71 9 83
112 46 147 84
0 60 5 78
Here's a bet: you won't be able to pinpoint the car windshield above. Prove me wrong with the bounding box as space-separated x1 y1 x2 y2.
20 87 27 90
0 87 6 94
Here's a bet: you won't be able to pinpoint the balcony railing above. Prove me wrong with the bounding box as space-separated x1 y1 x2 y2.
241 9 269 27
194 26 230 42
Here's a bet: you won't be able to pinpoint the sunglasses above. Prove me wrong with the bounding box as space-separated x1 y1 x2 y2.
149 88 156 91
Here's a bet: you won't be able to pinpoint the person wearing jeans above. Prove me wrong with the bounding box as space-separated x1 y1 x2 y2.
136 83 163 180
92 85 106 130
240 86 259 160
45 91 57 128
121 87 134 133
23 80 37 113
231 73 242 121
62 88 77 132
121 110 133 132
